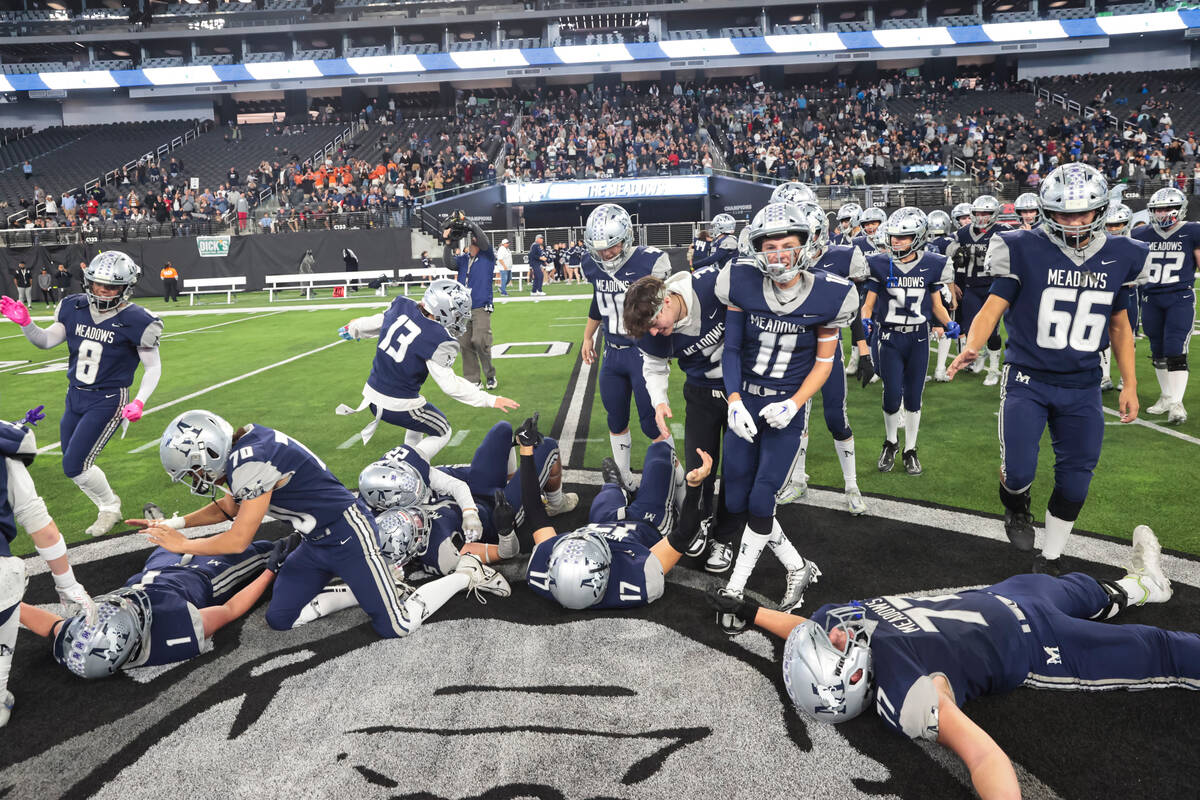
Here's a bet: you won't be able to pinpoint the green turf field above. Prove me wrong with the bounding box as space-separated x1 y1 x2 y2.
2 282 1197 555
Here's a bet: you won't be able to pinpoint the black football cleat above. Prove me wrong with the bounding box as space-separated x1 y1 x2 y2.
902 448 922 475
600 457 624 488
1032 552 1065 577
1004 510 1036 552
877 440 898 472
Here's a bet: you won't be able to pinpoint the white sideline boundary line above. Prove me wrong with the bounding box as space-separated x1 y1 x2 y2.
556 358 593 466
1102 406 1200 445
35 340 346 454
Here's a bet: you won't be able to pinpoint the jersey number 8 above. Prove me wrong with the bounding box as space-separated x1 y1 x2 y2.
75 340 103 385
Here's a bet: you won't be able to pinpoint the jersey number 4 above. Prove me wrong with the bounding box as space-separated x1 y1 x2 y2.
1036 288 1113 351
379 314 421 362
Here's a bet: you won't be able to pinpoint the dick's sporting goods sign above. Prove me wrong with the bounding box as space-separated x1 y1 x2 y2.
197 236 231 257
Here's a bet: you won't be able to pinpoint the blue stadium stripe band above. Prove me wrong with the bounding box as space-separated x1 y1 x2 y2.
0 9 1196 93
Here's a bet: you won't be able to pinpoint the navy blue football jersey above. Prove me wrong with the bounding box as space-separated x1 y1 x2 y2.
945 225 1000 287
56 294 161 392
637 266 726 390
927 235 954 256
864 252 953 328
716 260 858 393
123 543 271 667
829 229 854 247
227 425 357 536
1132 221 1200 295
692 233 738 269
366 294 458 400
583 245 672 348
415 497 465 575
812 244 870 282
810 590 1033 740
526 521 664 609
851 234 884 258
987 229 1147 375
0 421 36 553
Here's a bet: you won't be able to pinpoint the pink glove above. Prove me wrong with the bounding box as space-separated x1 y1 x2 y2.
0 296 31 326
122 399 144 422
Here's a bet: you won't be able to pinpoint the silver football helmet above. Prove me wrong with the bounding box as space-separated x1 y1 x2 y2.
160 409 234 497
585 203 635 274
374 506 430 568
547 528 612 610
926 210 952 237
970 195 1001 230
84 250 139 312
857 206 886 235
358 461 429 512
710 213 736 236
951 202 973 226
771 181 817 207
746 202 816 284
782 605 875 723
1038 163 1109 253
1147 186 1187 230
421 278 471 337
795 201 828 247
836 202 862 231
52 588 153 679
1105 203 1133 237
882 207 929 260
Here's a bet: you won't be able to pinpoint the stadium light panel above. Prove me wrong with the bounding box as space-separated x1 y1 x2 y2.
764 32 846 53
1096 12 1184 35
449 50 528 69
344 54 423 74
980 19 1067 41
873 27 956 48
659 38 739 58
243 60 321 80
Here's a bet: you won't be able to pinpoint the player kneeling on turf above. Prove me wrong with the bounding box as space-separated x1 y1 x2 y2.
514 415 710 610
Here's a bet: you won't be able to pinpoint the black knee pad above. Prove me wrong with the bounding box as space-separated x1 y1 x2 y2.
748 514 773 536
1047 488 1084 523
987 333 1002 351
1090 579 1130 620
1166 354 1188 372
1151 356 1168 370
999 482 1031 516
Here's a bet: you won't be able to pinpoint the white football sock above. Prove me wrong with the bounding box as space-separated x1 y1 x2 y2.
405 572 470 630
506 447 517 479
0 603 17 695
1041 511 1074 561
767 518 806 570
835 437 858 489
1155 367 1170 399
293 585 360 626
791 432 809 484
414 430 451 462
936 337 952 371
884 411 901 444
726 525 772 595
545 486 564 505
1168 369 1189 404
904 408 922 452
1099 347 1111 380
987 348 1002 373
610 430 634 484
497 531 520 559
71 466 120 512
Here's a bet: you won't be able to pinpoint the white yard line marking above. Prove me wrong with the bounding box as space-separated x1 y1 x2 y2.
556 358 594 466
1102 406 1200 445
670 423 685 440
337 432 365 450
448 429 471 447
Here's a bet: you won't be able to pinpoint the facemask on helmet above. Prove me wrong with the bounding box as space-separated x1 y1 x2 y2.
52 588 153 679
159 409 234 497
1104 203 1133 237
970 195 1000 231
547 528 612 610
782 605 875 723
747 202 816 284
1038 164 1109 254
374 506 431 568
710 213 736 237
585 203 635 274
422 278 471 337
84 251 139 312
358 461 429 512
926 210 952 237
882 207 929 261
1147 187 1187 231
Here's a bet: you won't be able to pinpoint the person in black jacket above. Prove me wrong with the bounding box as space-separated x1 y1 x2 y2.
343 247 360 292
12 261 32 306
53 263 72 301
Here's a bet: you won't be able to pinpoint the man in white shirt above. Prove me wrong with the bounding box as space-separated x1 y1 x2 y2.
496 238 513 296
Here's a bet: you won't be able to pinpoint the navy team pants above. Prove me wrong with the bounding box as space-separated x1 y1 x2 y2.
991 573 1200 691
1140 288 1195 359
998 365 1102 519
61 387 126 478
960 284 997 340
369 401 450 438
267 500 415 638
814 341 853 439
599 344 660 440
722 389 807 520
589 440 677 537
877 325 930 414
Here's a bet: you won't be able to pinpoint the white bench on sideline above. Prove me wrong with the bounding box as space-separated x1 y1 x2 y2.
387 264 532 295
182 276 247 305
264 269 394 301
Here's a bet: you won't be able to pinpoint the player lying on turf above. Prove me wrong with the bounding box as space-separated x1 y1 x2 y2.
512 414 711 611
20 537 289 679
707 525 1195 800
134 410 504 639
1 408 97 722
335 278 518 460
358 420 578 573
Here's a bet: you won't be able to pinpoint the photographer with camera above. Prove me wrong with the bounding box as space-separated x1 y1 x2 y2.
443 211 499 390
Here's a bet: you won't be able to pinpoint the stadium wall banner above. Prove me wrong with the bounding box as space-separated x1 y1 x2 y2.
504 176 709 204
196 236 231 258
422 185 506 228
709 176 776 219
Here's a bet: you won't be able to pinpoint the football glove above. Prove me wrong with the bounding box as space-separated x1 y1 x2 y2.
759 399 799 430
944 320 962 339
56 582 98 624
266 533 301 574
855 353 875 388
861 318 876 339
121 399 144 422
461 508 483 543
337 324 358 342
727 400 758 442
0 297 31 327
705 586 761 626
515 413 543 448
18 404 45 427
490 489 516 536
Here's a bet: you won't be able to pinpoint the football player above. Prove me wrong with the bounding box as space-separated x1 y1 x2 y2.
1014 192 1041 231
925 210 955 255
948 164 1146 574
1 251 162 536
1132 186 1199 425
0 408 95 721
141 410 506 638
624 264 732 572
778 201 872 514
20 535 288 680
845 206 887 377
861 208 958 476
951 202 972 230
581 203 673 491
1099 203 1136 392
336 278 519 460
515 415 708 611
716 202 857 623
926 209 961 382
945 195 1005 386
691 213 739 270
567 239 584 284
708 525 1193 799
829 202 862 247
